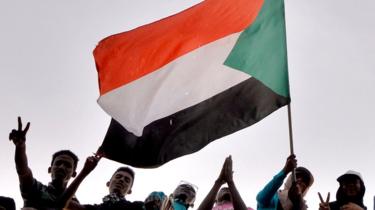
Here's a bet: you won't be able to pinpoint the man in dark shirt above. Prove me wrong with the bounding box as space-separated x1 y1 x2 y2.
9 117 79 210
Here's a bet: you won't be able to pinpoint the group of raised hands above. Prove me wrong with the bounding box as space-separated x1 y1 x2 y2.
9 117 366 210
9 117 103 174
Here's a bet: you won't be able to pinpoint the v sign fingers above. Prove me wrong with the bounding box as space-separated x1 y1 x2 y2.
18 116 22 131
9 117 30 146
318 192 330 210
24 121 30 134
18 117 30 134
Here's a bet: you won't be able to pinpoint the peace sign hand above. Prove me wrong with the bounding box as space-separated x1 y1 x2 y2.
318 192 330 210
9 117 30 147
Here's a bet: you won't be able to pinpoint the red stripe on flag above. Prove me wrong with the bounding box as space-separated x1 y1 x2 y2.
94 0 264 95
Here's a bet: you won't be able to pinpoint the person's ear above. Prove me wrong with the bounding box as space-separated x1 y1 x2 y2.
106 181 110 187
48 167 51 174
72 171 77 177
127 189 132 194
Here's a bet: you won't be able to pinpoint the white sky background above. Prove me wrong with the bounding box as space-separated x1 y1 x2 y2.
1 0 375 209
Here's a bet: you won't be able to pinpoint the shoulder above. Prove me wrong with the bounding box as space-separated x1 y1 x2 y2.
21 178 45 195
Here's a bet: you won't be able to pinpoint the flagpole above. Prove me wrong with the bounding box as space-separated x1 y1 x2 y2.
287 104 294 155
282 0 296 181
287 103 296 181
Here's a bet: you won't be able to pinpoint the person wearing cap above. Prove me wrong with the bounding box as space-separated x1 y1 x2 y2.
197 156 253 210
256 154 314 210
318 170 367 210
161 182 197 210
144 191 166 210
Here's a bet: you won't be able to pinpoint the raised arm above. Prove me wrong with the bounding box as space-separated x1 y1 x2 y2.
9 117 34 190
196 157 227 210
60 155 101 210
256 154 296 207
224 156 247 210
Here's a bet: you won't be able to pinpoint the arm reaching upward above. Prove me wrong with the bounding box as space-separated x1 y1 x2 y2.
224 156 247 210
61 154 101 210
196 157 227 210
256 155 296 207
9 117 33 190
197 158 228 210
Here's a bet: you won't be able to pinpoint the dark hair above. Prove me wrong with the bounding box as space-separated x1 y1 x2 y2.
295 166 314 186
0 196 16 210
113 167 135 181
336 176 366 208
173 183 196 204
51 150 79 170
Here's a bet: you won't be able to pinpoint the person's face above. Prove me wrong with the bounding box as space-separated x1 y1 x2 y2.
49 154 76 184
341 178 361 197
107 170 133 196
173 184 196 206
216 188 232 203
295 173 309 194
296 172 310 194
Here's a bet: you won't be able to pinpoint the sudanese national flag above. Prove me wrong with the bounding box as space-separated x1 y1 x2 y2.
96 0 290 168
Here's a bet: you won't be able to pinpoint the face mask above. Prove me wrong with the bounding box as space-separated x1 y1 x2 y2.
172 200 188 210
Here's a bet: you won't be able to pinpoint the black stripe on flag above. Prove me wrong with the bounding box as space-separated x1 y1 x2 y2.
99 77 290 168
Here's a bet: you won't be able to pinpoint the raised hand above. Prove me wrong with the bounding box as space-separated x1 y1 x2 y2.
283 154 297 174
81 154 102 175
9 117 30 147
318 192 330 210
224 155 233 183
216 157 228 185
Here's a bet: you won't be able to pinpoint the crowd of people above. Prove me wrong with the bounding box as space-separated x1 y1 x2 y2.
1 117 368 210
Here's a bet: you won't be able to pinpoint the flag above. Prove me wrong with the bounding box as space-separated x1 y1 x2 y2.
96 0 290 168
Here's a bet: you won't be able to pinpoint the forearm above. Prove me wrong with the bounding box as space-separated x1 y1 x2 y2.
14 144 34 190
196 180 222 210
227 181 247 210
256 170 286 205
59 171 90 209
15 144 30 174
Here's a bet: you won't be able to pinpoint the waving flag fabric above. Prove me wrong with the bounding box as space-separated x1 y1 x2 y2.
96 0 290 168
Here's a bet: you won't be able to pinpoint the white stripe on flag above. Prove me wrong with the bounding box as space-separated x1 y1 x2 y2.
98 32 251 136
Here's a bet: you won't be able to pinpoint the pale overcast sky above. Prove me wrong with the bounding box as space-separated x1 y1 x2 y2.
1 0 375 209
